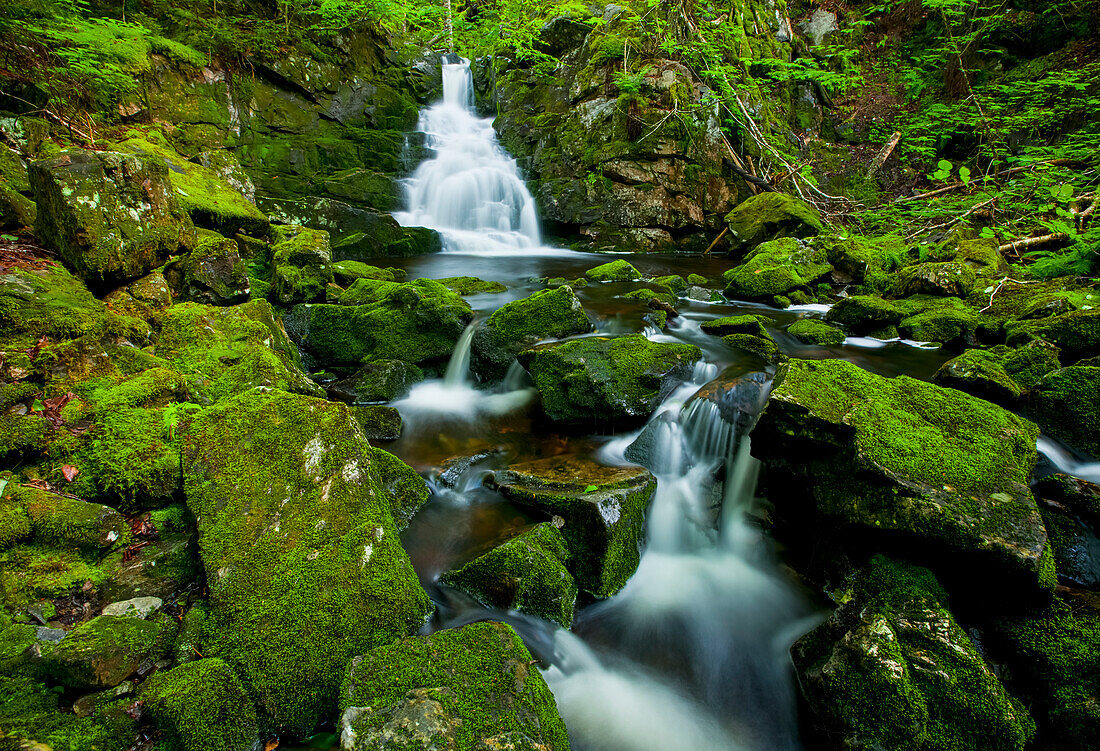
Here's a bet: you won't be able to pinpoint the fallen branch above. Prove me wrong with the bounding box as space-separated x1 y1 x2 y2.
904 197 997 240
998 233 1070 255
980 277 1041 313
719 133 776 193
896 159 1081 203
866 131 901 178
704 227 729 255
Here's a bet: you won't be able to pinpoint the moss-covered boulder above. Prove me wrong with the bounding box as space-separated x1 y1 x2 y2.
0 264 117 351
38 613 176 689
14 487 130 551
440 522 577 628
724 192 823 253
991 596 1100 751
332 260 397 286
722 332 782 364
585 259 642 282
181 388 432 734
298 279 473 367
1006 309 1100 363
141 658 259 751
752 359 1049 590
518 334 701 425
722 237 831 302
369 448 430 532
98 505 199 602
827 294 988 347
894 261 978 298
339 621 569 751
490 456 656 598
819 234 907 286
471 287 593 382
269 198 440 259
933 343 1060 405
166 234 250 305
120 138 269 238
792 556 1035 751
271 225 334 305
0 180 36 230
329 359 424 404
29 149 195 287
103 270 174 323
700 314 772 338
351 405 402 441
156 299 323 402
437 276 508 296
0 674 139 750
788 318 846 345
1028 367 1100 458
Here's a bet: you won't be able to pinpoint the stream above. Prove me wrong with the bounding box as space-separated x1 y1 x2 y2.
338 60 1088 751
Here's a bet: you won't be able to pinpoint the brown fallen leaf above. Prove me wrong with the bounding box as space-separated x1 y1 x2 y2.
264 740 280 751
61 464 79 482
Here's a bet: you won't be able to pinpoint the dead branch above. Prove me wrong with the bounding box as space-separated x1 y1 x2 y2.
980 277 1041 313
866 131 901 178
704 227 729 255
904 197 997 240
896 159 1081 203
998 233 1070 255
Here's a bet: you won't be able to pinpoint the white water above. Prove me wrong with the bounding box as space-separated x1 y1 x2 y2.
1037 436 1100 484
395 60 554 255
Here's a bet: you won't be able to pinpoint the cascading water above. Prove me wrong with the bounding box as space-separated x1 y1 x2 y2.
395 59 546 254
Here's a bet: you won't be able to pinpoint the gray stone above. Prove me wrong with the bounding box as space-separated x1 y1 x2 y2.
799 9 839 47
102 596 164 620
36 627 66 643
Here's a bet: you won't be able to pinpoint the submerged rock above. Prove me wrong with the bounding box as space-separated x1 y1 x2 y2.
471 287 592 382
141 658 260 751
724 192 823 253
339 621 570 751
181 388 433 733
752 358 1050 590
490 455 656 598
793 555 1035 751
441 522 577 628
518 334 701 425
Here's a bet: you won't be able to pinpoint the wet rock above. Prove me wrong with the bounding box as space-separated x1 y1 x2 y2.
181 388 432 733
339 621 569 751
752 358 1050 591
1035 474 1100 528
441 522 577 628
352 405 403 441
893 261 978 298
721 332 781 364
29 149 195 287
722 238 831 302
724 193 823 254
537 16 592 56
437 276 508 296
0 179 35 230
683 368 771 432
167 234 250 305
490 455 656 598
793 556 1035 751
471 287 592 382
297 279 473 368
141 658 259 751
1027 366 1100 458
38 614 175 689
518 334 701 425
585 259 642 282
271 225 334 305
827 294 987 348
788 318 846 345
329 359 425 404
701 314 772 338
332 260 398 286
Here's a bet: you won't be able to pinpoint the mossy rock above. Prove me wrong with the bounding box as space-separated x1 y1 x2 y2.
271 225 334 305
0 544 122 613
1034 474 1100 529
1028 366 1100 458
490 456 656 598
298 279 473 367
653 274 687 293
1006 309 1100 364
321 168 401 212
141 658 259 751
471 287 593 382
0 264 116 351
181 388 432 734
818 234 906 285
103 270 174 323
99 505 199 602
329 359 424 404
440 522 577 628
722 333 781 364
13 486 130 551
585 259 642 282
29 149 195 288
436 276 508 296
332 260 396 286
156 299 323 403
991 596 1100 751
752 358 1050 590
167 234 250 305
932 343 1060 406
0 499 32 549
827 294 988 348
0 674 139 750
518 334 701 425
38 613 176 690
119 138 269 238
369 448 429 532
722 237 832 301
263 197 441 259
351 404 402 441
893 261 978 298
724 192 823 253
788 318 846 345
793 555 1035 751
0 180 36 231
339 621 570 751
700 314 771 338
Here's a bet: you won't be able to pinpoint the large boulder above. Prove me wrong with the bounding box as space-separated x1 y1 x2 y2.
518 334 701 425
440 522 577 628
792 556 1035 751
1006 309 1100 363
826 294 989 348
165 234 250 305
1027 366 1100 458
724 192 823 253
932 343 1060 406
490 456 656 598
722 237 831 302
29 149 195 287
893 261 977 298
14 487 130 551
751 359 1050 591
471 287 592 381
328 359 425 404
181 388 433 734
296 279 473 367
38 614 176 690
141 658 260 751
271 225 334 305
263 197 441 258
339 621 570 751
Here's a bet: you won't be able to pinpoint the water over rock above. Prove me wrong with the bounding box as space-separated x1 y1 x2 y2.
1027 366 1100 458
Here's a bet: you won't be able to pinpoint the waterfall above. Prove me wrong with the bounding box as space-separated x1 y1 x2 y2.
395 59 546 254
443 321 477 387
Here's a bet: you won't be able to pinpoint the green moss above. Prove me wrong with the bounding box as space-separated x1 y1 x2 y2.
83 407 182 512
0 675 137 751
818 233 907 286
788 318 846 345
585 259 642 282
894 262 978 298
827 294 988 347
722 237 832 301
1028 367 1100 458
170 234 251 305
436 276 508 295
14 486 130 550
653 274 687 293
332 260 395 286
369 448 428 532
39 614 176 689
517 334 701 424
342 359 424 403
0 265 115 350
0 414 50 462
0 501 32 549
722 333 781 363
181 388 432 734
1006 310 1100 363
441 523 577 628
141 658 259 751
0 545 116 612
339 621 569 751
724 192 824 252
700 314 771 337
351 405 402 442
932 348 1026 405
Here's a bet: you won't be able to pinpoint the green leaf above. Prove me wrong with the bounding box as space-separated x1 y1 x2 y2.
958 166 971 184
937 159 953 172
0 234 16 242
584 485 598 493
979 227 996 238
